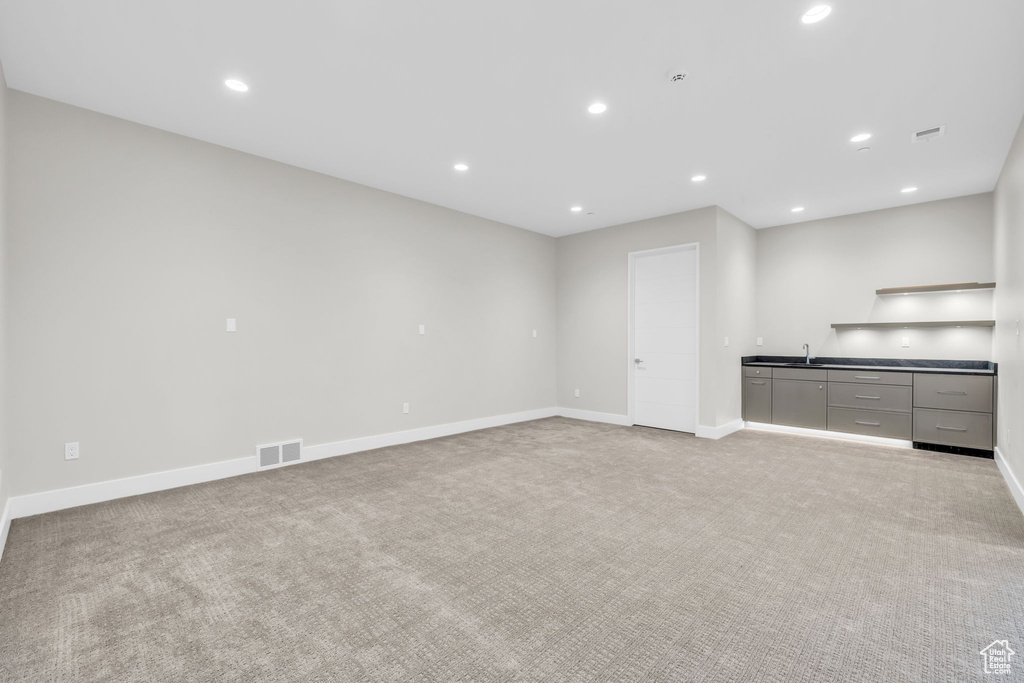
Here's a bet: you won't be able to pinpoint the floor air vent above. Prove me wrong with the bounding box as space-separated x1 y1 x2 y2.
256 439 304 469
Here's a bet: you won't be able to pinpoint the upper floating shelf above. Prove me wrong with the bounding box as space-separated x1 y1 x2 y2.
832 320 996 330
875 282 996 295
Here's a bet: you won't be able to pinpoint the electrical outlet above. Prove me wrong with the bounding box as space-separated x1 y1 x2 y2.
226 318 237 333
419 325 425 335
901 336 910 348
403 402 410 414
532 330 537 338
574 389 580 398
65 442 80 460
724 336 730 347
756 337 763 346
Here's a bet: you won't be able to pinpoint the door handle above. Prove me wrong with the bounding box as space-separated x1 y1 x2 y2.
936 426 968 432
854 395 882 400
855 421 881 427
634 358 643 364
937 391 967 396
854 376 880 380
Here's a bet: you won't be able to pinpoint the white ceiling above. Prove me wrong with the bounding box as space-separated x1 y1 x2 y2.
2 0 1024 237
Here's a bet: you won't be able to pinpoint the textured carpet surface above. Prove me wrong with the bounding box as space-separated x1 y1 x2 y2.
1 418 1023 682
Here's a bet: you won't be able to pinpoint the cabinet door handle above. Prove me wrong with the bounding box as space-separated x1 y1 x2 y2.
855 420 881 427
937 390 967 395
936 425 968 432
854 395 881 400
854 376 880 380
750 380 766 385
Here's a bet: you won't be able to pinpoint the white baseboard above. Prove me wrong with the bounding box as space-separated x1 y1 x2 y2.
303 408 558 460
995 447 1024 517
10 455 256 520
696 419 745 440
556 408 632 426
744 421 914 449
0 498 11 564
5 408 559 524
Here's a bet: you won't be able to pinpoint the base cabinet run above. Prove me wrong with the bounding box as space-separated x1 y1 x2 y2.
742 363 996 454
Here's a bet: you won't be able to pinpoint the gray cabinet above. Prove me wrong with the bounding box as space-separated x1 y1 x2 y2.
743 378 772 423
772 378 826 430
913 408 993 450
913 374 993 413
912 373 995 450
741 363 997 453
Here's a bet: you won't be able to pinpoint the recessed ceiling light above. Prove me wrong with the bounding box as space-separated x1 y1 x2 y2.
850 133 872 143
224 78 249 92
791 207 805 213
453 163 469 172
691 175 707 182
588 102 607 114
901 186 918 193
801 5 832 23
570 206 583 212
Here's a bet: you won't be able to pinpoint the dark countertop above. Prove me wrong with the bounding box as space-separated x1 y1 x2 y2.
741 356 996 376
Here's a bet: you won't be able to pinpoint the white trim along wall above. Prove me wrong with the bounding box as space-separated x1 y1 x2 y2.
3 411 1023 563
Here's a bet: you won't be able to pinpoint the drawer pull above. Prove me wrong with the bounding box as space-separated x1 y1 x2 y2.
937 390 967 395
854 376 880 380
855 420 881 427
854 395 882 400
750 380 767 385
936 425 968 432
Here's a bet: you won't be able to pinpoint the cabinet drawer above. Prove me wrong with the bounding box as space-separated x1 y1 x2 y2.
773 367 828 381
913 374 993 413
828 408 912 439
828 382 912 413
913 408 993 450
744 366 772 378
743 378 772 423
772 378 826 430
827 369 912 386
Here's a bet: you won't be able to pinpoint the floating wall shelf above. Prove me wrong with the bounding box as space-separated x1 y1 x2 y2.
831 320 996 330
875 282 996 295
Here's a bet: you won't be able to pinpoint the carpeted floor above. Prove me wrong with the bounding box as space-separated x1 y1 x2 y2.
1 417 1023 682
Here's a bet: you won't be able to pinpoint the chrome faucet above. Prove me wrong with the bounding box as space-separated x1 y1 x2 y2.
803 343 811 364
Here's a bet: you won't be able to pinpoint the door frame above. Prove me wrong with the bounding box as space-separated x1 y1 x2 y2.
627 242 701 430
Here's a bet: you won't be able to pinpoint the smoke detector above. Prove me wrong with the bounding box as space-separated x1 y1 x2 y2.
667 67 690 84
912 125 945 143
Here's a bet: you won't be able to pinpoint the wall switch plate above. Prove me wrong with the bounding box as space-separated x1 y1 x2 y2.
226 318 236 333
756 337 763 346
403 402 409 414
724 337 730 347
532 330 537 338
901 336 910 348
419 324 425 335
65 442 80 460
574 389 580 398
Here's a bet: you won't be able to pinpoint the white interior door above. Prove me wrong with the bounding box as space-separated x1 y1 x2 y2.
631 246 698 433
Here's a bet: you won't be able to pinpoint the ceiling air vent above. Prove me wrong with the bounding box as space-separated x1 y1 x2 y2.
912 125 945 143
257 439 303 468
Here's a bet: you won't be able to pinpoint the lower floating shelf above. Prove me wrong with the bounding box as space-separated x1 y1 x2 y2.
831 320 995 330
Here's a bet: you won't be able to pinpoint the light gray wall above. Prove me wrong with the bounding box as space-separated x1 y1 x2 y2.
0 61 8 515
555 206 756 429
7 92 557 497
715 208 757 426
556 208 717 424
756 194 995 361
994 114 1024 494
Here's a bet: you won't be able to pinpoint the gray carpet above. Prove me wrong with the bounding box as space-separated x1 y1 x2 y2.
1 418 1023 682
